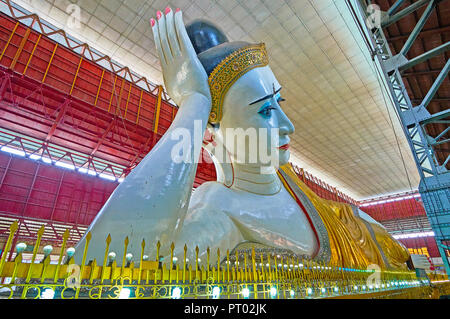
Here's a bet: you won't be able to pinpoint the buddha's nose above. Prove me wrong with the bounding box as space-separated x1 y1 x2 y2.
278 109 295 136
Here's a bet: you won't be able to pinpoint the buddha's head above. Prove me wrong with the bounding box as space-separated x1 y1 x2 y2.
187 20 294 169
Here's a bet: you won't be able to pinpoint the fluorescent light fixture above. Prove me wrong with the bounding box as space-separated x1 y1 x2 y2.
99 173 116 181
360 193 421 206
29 154 42 160
55 161 75 170
393 231 435 239
1 146 25 157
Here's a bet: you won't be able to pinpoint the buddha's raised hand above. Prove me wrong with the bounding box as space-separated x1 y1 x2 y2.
151 8 211 108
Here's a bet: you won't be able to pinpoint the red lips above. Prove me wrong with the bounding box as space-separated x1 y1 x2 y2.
278 144 289 150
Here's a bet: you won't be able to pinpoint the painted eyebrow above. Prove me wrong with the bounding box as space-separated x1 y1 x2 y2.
249 87 282 105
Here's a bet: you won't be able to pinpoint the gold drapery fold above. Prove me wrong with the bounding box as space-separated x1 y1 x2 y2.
279 163 409 270
370 223 410 270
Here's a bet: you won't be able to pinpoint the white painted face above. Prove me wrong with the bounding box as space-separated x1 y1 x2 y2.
217 66 295 167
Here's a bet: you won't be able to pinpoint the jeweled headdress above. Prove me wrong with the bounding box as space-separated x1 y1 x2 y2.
186 20 269 124
208 44 269 123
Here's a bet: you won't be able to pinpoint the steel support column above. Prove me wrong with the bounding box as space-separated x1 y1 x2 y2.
353 0 450 277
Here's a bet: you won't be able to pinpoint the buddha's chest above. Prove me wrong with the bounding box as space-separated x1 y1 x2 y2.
223 187 304 222
216 186 318 255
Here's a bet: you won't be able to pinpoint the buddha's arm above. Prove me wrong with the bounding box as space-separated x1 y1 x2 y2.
73 9 212 263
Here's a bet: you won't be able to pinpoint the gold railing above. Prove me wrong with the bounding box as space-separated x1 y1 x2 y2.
0 220 448 299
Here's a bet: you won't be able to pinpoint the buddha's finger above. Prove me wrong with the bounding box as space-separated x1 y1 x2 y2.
165 7 181 57
174 9 195 57
157 10 173 62
151 16 167 67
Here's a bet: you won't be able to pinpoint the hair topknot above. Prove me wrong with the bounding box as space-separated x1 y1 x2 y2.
186 19 228 54
185 19 251 76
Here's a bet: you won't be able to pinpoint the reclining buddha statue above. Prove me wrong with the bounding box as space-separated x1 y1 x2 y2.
74 8 411 271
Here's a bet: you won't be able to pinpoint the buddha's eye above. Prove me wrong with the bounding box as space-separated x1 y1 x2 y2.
258 103 276 118
258 106 275 117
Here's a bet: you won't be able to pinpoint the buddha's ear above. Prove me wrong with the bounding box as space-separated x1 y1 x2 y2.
203 123 233 187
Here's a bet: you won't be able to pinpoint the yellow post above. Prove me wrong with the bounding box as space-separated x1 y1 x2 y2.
69 57 83 95
267 254 272 281
138 239 145 284
226 249 230 282
183 244 187 282
0 220 19 276
42 43 58 83
74 231 91 299
124 83 132 118
206 247 210 279
88 259 97 285
260 254 265 282
107 75 118 112
115 78 126 115
0 22 19 62
21 225 45 298
188 264 192 284
274 255 278 281
195 246 199 282
54 228 70 283
94 69 105 107
11 252 22 284
244 253 248 282
98 233 111 298
40 254 51 283
169 242 175 282
120 236 129 284
10 27 31 70
217 248 220 283
156 241 160 262
251 247 257 299
153 85 163 134
25 225 45 283
235 250 239 275
23 34 41 75
136 89 143 124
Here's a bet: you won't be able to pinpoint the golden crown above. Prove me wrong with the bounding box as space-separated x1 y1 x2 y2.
208 43 269 123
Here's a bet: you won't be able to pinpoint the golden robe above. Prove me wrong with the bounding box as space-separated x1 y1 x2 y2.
278 163 410 270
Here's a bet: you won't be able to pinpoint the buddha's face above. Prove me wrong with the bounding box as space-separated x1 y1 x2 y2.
217 66 294 167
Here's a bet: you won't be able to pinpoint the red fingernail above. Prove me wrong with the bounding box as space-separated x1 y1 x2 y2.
156 11 162 19
150 18 155 27
176 8 180 13
165 7 171 14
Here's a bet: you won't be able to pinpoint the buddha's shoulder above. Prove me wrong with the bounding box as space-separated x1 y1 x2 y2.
189 181 234 210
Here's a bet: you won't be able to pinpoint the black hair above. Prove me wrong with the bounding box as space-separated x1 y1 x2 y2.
186 19 251 76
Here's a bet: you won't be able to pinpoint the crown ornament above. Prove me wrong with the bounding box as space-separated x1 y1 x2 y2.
208 43 269 124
